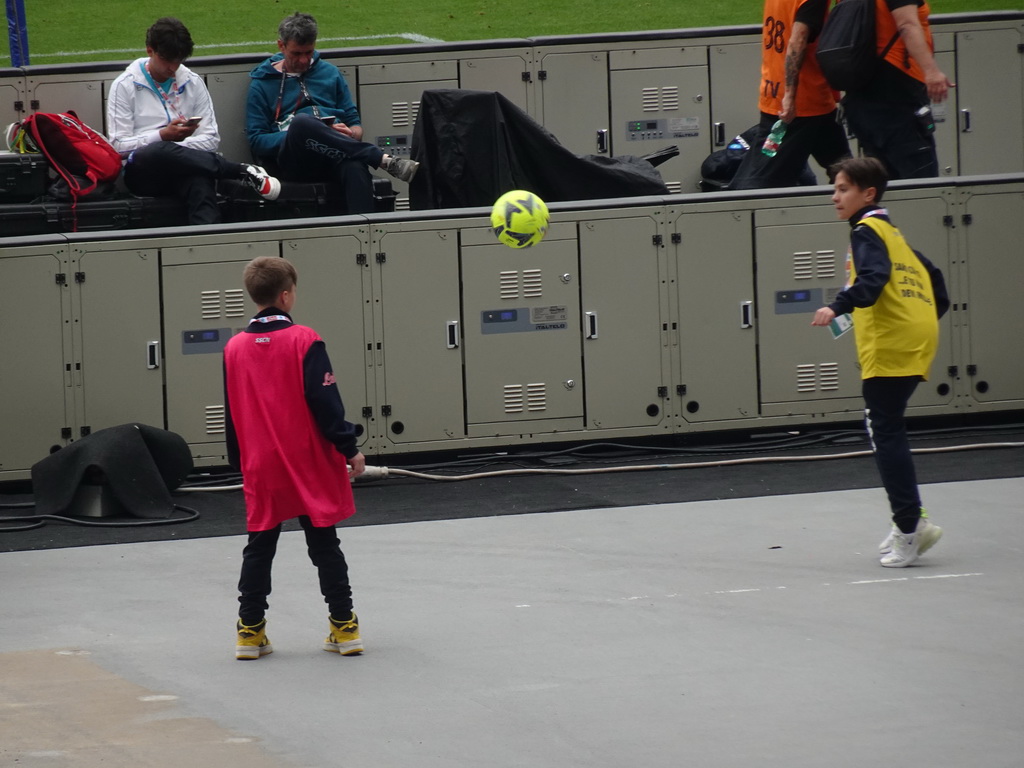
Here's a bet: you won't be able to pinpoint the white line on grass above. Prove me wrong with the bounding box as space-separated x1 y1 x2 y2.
3 33 444 61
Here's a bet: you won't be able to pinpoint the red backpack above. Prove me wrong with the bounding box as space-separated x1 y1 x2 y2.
19 111 122 200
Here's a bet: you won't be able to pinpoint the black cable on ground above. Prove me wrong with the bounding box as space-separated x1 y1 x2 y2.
0 504 201 533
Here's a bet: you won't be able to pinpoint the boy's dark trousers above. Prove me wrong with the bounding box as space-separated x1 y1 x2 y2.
238 515 353 625
862 376 923 533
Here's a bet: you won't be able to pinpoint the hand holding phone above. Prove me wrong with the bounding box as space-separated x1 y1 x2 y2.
317 115 337 125
184 116 203 127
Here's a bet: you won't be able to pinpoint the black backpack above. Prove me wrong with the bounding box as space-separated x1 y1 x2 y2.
815 0 899 92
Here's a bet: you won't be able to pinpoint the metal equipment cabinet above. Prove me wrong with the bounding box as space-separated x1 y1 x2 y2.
609 47 710 194
668 206 759 425
159 227 371 464
0 238 163 476
368 217 466 449
460 223 583 437
957 180 1024 407
577 208 670 433
952 25 1024 177
753 188 958 420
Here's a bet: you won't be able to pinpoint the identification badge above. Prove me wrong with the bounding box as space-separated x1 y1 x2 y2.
830 313 853 339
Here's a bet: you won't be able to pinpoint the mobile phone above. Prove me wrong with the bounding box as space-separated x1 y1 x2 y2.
318 115 337 125
184 116 203 127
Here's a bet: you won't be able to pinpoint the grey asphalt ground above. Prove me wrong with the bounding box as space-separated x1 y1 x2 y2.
2 476 1021 768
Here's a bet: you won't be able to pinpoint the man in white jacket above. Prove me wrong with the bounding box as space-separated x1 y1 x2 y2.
107 17 281 224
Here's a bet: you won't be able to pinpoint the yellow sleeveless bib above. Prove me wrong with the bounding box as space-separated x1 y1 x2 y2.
850 216 939 379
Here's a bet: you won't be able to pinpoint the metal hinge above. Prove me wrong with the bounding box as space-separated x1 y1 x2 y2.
80 426 91 437
538 70 547 80
375 252 386 264
55 273 66 285
521 71 531 82
652 234 663 246
381 405 392 416
75 272 85 283
14 100 24 112
671 233 681 244
30 99 39 111
356 253 367 265
967 364 978 376
657 386 668 398
362 406 372 418
61 427 72 439
942 215 954 227
962 214 973 226
677 384 687 396
947 365 958 377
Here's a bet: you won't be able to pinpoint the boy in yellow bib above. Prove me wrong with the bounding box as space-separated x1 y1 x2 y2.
813 157 949 567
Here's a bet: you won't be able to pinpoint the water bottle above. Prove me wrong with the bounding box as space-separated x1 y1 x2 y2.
762 120 787 157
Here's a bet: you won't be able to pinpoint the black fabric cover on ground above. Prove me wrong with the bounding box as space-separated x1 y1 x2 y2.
30 424 193 518
409 89 670 209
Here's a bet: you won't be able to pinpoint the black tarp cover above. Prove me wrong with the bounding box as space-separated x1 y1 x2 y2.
409 89 669 210
30 424 193 518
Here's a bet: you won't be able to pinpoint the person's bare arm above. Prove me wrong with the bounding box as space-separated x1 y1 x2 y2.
780 21 811 123
891 4 953 103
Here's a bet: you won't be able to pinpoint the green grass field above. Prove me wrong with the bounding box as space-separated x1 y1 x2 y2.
3 0 1021 65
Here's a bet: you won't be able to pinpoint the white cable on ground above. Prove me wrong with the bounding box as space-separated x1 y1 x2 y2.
175 440 1024 490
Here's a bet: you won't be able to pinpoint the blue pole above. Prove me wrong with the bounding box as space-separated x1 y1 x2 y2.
6 0 30 67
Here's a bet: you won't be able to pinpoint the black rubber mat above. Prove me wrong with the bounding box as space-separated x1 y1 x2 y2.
2 425 1022 552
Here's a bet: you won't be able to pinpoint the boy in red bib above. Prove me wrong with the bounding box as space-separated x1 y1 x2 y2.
224 256 365 658
813 157 949 567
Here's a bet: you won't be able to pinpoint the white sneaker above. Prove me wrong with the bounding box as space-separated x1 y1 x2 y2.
880 529 920 567
879 512 942 556
880 516 943 568
240 164 281 201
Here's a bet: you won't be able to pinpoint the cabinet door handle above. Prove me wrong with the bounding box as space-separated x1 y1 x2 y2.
147 341 160 369
960 108 972 133
740 301 753 329
585 311 599 339
714 122 726 146
446 321 459 349
596 129 608 154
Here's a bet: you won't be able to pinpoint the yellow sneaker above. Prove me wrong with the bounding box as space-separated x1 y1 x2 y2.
236 619 273 660
324 612 363 656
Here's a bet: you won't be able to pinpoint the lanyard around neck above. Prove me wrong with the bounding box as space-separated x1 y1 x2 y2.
274 67 310 121
142 62 181 122
249 314 291 325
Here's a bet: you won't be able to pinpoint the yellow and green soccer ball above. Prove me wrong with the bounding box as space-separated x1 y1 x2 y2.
490 190 549 249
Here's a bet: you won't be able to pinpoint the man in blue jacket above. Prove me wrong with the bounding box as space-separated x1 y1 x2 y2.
246 12 418 214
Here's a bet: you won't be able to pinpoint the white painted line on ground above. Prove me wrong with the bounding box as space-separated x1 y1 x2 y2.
602 572 985 604
4 33 445 61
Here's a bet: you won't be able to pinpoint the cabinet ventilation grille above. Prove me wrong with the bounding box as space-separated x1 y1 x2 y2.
500 270 519 299
391 101 420 127
201 290 220 319
200 289 246 319
796 362 840 393
205 405 225 434
503 383 547 413
224 289 246 318
522 269 543 298
793 251 838 280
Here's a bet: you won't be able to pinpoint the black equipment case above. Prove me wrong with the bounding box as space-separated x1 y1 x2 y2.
0 151 50 203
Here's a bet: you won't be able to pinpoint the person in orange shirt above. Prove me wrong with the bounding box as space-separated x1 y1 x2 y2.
841 0 953 179
730 0 850 189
